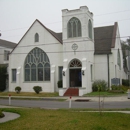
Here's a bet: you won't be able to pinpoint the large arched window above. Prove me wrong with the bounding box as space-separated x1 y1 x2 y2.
67 17 82 38
24 47 50 81
88 20 92 39
117 49 121 69
35 33 39 42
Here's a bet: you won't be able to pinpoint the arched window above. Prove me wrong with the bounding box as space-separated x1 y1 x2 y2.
88 20 92 39
117 49 121 69
35 33 39 42
67 17 81 38
69 59 82 68
24 47 50 81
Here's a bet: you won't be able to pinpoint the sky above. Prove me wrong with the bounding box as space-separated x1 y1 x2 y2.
0 0 130 43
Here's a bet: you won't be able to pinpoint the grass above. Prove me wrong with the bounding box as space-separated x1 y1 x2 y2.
0 108 130 130
0 92 59 97
84 91 127 97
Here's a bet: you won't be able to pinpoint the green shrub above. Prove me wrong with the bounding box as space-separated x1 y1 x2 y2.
0 65 7 91
33 86 42 94
0 110 4 118
111 85 121 90
122 79 129 86
110 85 129 93
57 80 62 88
121 85 129 92
15 86 21 93
92 80 107 92
108 90 124 93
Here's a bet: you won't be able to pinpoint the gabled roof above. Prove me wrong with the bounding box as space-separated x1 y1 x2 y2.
11 19 62 53
11 19 117 55
36 19 62 43
0 39 16 49
22 19 62 44
94 22 118 55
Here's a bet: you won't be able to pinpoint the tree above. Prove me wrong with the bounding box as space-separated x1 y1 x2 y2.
121 40 130 69
0 65 7 91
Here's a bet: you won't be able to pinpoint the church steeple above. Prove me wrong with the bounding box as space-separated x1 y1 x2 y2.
62 6 94 41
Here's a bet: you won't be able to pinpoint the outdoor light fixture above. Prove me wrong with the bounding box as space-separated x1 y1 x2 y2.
62 71 65 76
82 70 84 75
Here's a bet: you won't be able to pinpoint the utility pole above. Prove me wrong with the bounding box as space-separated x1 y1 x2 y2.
107 54 110 89
127 37 130 88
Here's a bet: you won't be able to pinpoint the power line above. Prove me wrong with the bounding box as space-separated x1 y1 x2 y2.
1 9 130 33
95 9 130 17
95 18 130 26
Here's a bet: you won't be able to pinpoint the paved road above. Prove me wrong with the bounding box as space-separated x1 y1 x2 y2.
0 99 130 109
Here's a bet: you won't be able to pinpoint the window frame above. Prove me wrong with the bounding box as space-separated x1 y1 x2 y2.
91 64 93 81
35 33 39 42
88 19 93 39
24 47 50 82
59 66 63 81
12 69 16 82
4 50 10 61
117 49 121 69
67 17 82 38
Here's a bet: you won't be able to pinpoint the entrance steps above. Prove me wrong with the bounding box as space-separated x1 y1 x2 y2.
63 88 79 96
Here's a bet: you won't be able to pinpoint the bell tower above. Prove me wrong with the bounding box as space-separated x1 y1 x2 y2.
61 6 94 94
62 6 94 42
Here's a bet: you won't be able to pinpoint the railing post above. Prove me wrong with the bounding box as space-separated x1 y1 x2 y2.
69 96 72 108
9 94 11 105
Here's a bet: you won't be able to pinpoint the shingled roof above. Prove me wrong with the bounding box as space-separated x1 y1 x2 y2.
11 19 117 55
0 39 16 48
94 22 117 55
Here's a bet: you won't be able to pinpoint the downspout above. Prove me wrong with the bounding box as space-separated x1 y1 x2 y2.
107 54 110 89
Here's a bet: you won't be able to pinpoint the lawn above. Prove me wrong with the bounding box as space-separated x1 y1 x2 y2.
0 92 59 97
84 91 127 97
0 108 130 130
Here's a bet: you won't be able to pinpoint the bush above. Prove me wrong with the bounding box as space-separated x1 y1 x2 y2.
15 86 21 93
33 86 42 94
121 85 129 92
108 90 124 93
0 110 4 118
111 85 129 93
122 79 130 86
92 80 107 92
111 85 121 90
0 65 7 91
57 80 62 88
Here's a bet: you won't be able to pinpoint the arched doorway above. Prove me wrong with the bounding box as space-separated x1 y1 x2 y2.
69 59 82 87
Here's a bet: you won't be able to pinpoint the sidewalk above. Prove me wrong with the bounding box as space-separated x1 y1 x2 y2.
0 95 129 102
0 112 20 123
0 95 130 102
70 95 130 102
0 95 130 123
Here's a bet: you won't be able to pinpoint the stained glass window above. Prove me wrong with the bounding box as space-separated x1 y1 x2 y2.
24 47 50 81
69 59 82 68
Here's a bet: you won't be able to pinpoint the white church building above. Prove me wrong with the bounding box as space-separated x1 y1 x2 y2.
9 6 127 96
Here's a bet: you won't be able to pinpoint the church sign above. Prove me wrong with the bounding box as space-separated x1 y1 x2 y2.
111 78 120 86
